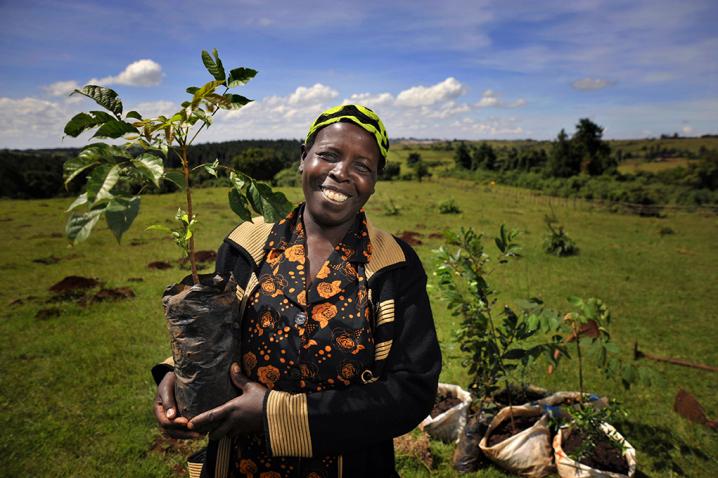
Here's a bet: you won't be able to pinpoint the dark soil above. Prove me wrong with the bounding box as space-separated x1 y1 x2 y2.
33 255 61 265
127 277 144 282
9 296 38 306
398 231 423 246
487 413 540 447
563 428 629 475
35 307 62 320
50 232 63 238
178 250 217 265
130 238 147 246
493 386 550 406
93 287 135 302
49 276 100 293
428 232 444 239
431 393 462 418
148 261 173 270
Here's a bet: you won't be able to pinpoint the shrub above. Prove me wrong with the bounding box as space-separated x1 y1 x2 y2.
379 161 401 180
438 198 461 214
543 213 579 256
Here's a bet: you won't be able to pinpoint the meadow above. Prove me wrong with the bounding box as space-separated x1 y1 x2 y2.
1 177 716 477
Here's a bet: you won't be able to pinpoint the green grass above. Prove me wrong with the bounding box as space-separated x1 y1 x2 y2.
1 179 716 477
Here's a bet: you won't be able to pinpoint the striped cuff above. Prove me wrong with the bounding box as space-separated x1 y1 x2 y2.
264 390 313 457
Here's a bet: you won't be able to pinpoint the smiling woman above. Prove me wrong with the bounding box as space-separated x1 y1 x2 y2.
152 104 442 478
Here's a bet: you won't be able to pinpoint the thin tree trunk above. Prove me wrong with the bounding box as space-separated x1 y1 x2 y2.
181 146 199 285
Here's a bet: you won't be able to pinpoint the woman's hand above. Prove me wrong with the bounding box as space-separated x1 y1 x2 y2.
154 371 203 439
188 363 268 440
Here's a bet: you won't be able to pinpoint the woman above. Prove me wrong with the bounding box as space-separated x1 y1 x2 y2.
153 104 441 478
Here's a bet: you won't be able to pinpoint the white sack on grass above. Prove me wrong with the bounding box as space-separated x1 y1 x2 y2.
553 422 636 478
479 405 553 478
419 383 472 443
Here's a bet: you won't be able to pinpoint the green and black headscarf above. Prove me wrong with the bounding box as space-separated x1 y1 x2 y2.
305 104 389 171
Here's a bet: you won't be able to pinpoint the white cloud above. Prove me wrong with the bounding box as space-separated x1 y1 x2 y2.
0 96 87 148
90 59 163 87
476 89 526 108
287 83 339 105
396 77 467 107
342 92 395 108
130 100 177 118
572 77 613 91
43 80 80 97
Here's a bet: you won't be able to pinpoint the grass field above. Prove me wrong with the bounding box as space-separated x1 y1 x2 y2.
1 178 717 477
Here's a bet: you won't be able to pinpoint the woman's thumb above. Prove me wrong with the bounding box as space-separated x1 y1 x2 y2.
230 362 249 390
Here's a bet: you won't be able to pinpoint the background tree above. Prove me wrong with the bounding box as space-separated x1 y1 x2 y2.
546 128 580 177
472 142 497 170
407 152 422 166
231 147 285 181
573 118 613 176
454 141 472 169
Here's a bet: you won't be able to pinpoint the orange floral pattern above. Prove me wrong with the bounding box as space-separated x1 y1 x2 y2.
315 261 331 279
284 244 305 263
242 352 257 375
316 280 342 299
257 365 280 389
312 303 337 328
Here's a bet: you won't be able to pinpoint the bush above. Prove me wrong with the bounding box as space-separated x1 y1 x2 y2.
543 214 579 256
273 165 300 187
438 199 461 214
379 161 401 180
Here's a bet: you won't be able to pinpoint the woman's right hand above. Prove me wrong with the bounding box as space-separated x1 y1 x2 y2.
154 372 203 439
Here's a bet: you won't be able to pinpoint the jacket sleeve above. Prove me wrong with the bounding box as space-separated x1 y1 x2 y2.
262 245 442 457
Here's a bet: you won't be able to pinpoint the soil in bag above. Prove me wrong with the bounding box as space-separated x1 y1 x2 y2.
431 393 463 418
487 413 541 447
562 428 629 475
162 272 239 419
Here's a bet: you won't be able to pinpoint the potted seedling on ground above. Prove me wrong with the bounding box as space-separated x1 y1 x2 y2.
434 226 561 477
550 297 648 478
62 49 291 419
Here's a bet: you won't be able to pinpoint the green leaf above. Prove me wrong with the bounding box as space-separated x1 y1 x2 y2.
125 110 142 120
247 181 292 222
131 153 164 187
71 85 123 116
223 94 252 110
186 86 199 94
64 111 114 137
105 196 140 243
63 153 100 187
146 224 173 234
66 193 88 212
229 171 249 191
201 49 226 82
66 209 103 245
163 170 185 190
203 159 219 177
92 119 139 139
228 188 253 222
86 164 120 205
227 67 257 87
191 80 226 108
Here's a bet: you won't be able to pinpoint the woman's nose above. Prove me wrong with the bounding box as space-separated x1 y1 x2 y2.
329 159 349 181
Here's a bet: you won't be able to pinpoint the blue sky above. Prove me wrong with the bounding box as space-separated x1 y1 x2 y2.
1 0 716 148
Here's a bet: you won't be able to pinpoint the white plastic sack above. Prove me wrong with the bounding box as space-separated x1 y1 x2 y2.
479 405 553 478
553 422 636 478
419 383 472 443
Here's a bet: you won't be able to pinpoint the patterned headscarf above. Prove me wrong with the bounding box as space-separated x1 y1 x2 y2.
305 104 389 163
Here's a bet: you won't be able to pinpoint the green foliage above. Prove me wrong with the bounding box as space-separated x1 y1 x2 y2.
438 198 461 214
231 147 285 180
407 152 422 166
543 213 579 256
412 159 430 182
147 209 197 258
454 141 472 169
434 227 560 401
382 198 401 216
472 142 497 170
565 402 629 463
379 161 401 180
62 49 292 255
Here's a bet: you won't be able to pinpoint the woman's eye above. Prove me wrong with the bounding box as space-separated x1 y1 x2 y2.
355 163 372 173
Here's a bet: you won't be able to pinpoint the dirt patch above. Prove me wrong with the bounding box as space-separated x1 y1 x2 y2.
33 255 61 265
179 250 217 266
50 232 63 238
563 428 629 475
431 393 462 418
148 261 173 270
49 276 100 293
428 232 444 239
674 389 717 430
398 230 423 246
130 238 147 246
149 434 198 458
0 218 12 222
128 277 144 282
9 296 39 306
487 413 540 447
394 431 433 470
93 287 135 302
35 307 62 320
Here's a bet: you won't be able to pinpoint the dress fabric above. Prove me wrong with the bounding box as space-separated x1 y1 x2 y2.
232 205 375 478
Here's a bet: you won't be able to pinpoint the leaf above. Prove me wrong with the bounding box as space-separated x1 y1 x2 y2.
71 85 123 116
105 196 140 243
92 119 139 139
227 67 257 87
203 159 219 177
125 110 142 120
63 153 100 187
66 193 88 212
131 153 164 187
186 86 199 94
247 181 292 222
201 49 226 82
228 188 253 222
86 164 120 205
191 80 226 108
503 348 526 360
146 224 173 234
163 170 185 190
64 111 113 137
66 209 103 245
223 94 252 110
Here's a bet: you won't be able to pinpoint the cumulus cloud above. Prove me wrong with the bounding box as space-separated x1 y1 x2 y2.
571 77 613 91
0 96 87 148
342 92 395 108
287 83 339 105
90 59 163 87
396 77 467 107
476 89 526 108
43 80 81 97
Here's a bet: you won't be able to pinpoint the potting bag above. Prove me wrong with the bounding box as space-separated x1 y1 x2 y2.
536 391 609 421
553 422 636 478
479 405 553 478
162 272 240 419
419 382 472 443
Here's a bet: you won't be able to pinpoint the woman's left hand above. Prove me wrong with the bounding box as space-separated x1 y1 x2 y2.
187 363 268 440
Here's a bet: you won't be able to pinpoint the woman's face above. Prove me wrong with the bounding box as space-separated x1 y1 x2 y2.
300 122 380 228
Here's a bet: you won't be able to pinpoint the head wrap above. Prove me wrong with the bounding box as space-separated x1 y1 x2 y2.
305 104 389 161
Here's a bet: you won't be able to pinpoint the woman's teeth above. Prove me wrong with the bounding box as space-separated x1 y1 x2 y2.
322 188 349 203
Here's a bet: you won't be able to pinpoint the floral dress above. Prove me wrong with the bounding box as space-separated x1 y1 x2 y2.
231 204 375 478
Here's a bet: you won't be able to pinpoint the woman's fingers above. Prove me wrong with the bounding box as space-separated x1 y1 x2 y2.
157 372 177 419
230 363 249 391
188 403 229 434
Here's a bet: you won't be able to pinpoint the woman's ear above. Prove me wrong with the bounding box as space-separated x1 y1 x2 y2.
299 144 307 173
